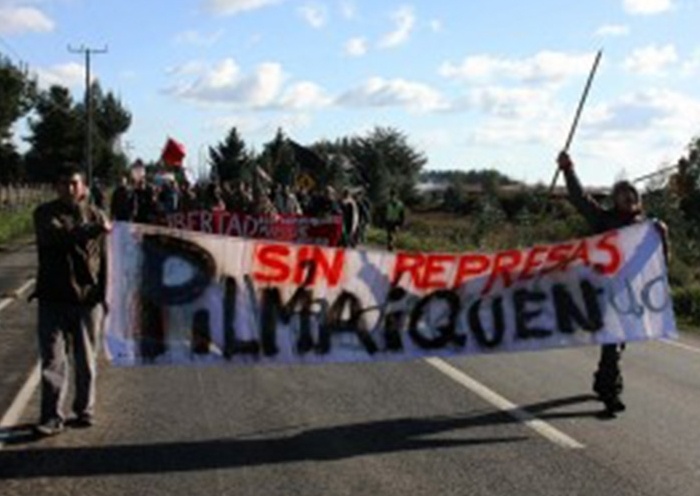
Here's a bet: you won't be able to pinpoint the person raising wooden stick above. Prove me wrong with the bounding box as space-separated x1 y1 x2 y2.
557 151 669 418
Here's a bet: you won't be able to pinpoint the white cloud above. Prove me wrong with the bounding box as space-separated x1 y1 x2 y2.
465 121 552 147
429 19 443 33
231 62 284 106
299 3 326 28
415 128 453 148
35 62 90 90
174 29 225 46
587 92 672 131
467 86 557 120
681 48 700 76
207 113 312 137
588 88 697 133
581 89 700 176
378 5 415 48
279 81 331 109
206 0 283 16
339 0 355 19
119 70 138 81
594 24 630 37
440 51 596 85
622 0 673 15
0 6 54 35
344 37 367 57
169 58 285 107
166 60 208 76
451 85 563 150
623 44 678 75
337 77 447 112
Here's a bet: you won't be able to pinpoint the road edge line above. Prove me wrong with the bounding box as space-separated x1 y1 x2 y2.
661 338 700 354
0 278 39 448
424 357 585 450
0 278 36 312
0 361 40 448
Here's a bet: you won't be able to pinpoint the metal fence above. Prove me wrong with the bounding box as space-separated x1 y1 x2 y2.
0 184 53 211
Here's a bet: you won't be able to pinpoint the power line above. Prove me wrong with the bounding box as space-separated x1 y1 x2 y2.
68 44 108 189
0 34 25 65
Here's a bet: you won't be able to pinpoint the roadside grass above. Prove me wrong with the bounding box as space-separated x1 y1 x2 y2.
0 208 35 246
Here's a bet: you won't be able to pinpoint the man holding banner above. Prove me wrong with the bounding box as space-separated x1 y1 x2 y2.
558 151 670 418
32 164 111 435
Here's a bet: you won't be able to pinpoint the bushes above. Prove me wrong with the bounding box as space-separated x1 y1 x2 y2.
0 208 34 245
672 286 700 328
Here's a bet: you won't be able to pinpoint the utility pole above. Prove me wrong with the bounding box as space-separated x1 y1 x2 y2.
68 44 108 189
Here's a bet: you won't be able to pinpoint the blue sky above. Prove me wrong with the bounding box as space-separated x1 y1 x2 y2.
2 0 699 186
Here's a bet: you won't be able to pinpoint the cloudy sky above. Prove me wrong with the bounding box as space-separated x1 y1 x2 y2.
2 0 699 185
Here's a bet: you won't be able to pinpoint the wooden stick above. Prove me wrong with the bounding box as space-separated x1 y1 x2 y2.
631 163 680 184
548 49 603 194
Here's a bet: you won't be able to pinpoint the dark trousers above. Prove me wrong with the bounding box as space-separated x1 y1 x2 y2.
593 343 624 402
37 301 104 423
386 223 399 251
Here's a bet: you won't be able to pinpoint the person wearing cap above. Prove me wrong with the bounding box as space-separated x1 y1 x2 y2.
557 151 669 418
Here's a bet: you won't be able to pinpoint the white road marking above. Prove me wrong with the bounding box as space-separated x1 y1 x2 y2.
0 278 39 448
424 357 585 450
661 338 700 354
0 278 35 312
14 278 36 298
0 362 40 448
0 298 12 312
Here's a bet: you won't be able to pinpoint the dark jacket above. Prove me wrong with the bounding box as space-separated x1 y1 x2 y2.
33 199 108 305
563 168 642 232
110 185 133 221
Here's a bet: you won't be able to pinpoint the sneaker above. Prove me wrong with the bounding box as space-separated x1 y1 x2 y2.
597 408 617 420
607 398 626 413
598 398 626 420
69 415 94 429
35 418 64 436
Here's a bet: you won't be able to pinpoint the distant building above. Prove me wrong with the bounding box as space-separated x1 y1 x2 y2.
416 180 610 201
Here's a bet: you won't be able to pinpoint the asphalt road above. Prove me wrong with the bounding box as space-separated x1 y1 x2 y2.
0 242 699 496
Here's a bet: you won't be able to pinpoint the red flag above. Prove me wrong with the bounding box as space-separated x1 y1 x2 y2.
161 137 186 167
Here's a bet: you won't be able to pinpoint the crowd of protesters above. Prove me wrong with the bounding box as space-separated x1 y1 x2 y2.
106 172 373 248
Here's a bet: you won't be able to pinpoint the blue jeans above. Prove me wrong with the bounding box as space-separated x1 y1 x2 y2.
37 301 105 423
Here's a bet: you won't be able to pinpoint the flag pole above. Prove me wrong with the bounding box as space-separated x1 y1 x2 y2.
548 49 603 194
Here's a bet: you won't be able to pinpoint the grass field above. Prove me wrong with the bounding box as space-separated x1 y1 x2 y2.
0 208 35 246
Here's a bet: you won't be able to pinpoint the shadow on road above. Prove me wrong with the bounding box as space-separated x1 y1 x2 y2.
0 414 526 478
522 394 603 420
0 393 600 479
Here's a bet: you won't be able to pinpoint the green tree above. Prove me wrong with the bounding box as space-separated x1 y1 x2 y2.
209 126 252 183
259 128 298 186
0 144 22 184
677 137 700 228
300 138 348 191
472 196 507 249
25 85 82 183
442 185 467 213
0 57 36 183
75 82 132 182
357 126 426 202
95 88 131 181
346 135 390 206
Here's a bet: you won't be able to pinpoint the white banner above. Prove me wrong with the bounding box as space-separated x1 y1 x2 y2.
105 221 677 366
